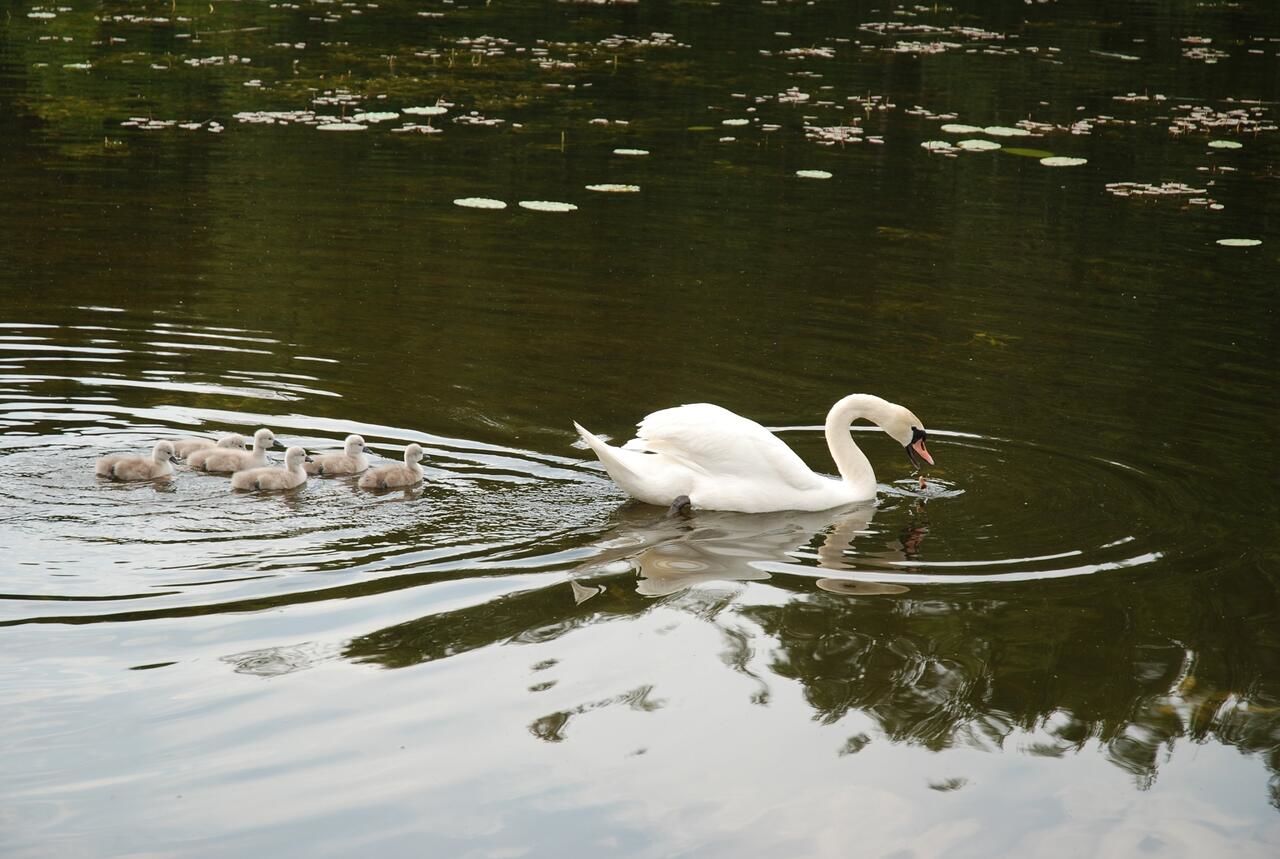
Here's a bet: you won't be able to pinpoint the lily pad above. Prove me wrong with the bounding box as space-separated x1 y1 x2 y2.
613 148 649 156
585 184 640 193
983 126 1033 138
921 140 956 152
1040 156 1087 167
318 122 367 132
957 139 1001 151
795 170 833 179
1207 140 1243 150
518 200 578 212
722 118 750 126
1215 238 1261 247
404 106 448 116
353 111 399 123
453 197 507 209
940 123 983 134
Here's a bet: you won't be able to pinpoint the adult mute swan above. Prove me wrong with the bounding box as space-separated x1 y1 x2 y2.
573 394 933 513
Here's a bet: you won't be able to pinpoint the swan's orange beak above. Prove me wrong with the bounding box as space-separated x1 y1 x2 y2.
906 428 934 469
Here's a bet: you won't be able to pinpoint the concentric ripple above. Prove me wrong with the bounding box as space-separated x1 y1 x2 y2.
1 311 1198 627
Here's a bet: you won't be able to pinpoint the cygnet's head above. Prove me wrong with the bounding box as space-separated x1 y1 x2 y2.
253 428 284 450
344 434 369 456
404 443 424 464
284 446 310 468
217 433 247 449
154 440 178 463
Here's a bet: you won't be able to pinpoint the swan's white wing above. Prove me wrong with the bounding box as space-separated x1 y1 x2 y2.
627 403 823 491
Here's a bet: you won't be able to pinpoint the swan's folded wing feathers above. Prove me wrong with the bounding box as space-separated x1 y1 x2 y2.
633 403 820 491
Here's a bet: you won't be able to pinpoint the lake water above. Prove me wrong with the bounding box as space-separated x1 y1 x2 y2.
2 0 1279 856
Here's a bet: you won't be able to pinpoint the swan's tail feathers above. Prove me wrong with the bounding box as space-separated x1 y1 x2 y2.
574 421 644 485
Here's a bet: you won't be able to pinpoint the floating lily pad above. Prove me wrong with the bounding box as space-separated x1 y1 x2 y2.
795 169 833 179
1040 156 1087 167
1215 238 1261 247
1207 140 1243 150
453 197 507 209
983 126 1033 138
613 148 649 156
921 140 956 152
518 200 578 212
404 106 448 116
318 122 367 132
1003 147 1055 159
585 184 640 193
352 111 399 123
722 118 750 126
957 139 1001 151
940 123 983 134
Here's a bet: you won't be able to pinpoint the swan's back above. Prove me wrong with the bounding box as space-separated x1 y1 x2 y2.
628 403 823 491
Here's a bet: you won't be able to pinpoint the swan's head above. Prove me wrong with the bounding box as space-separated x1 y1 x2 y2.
404 443 425 465
883 406 934 469
254 428 286 451
344 434 370 456
284 446 311 468
154 440 179 464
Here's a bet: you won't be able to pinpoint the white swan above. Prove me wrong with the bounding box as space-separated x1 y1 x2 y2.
304 434 371 476
95 440 179 481
573 394 933 513
357 443 424 489
230 446 310 491
188 427 280 473
171 433 247 460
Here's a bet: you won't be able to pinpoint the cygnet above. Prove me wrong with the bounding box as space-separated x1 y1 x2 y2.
358 443 425 490
189 427 279 473
230 446 311 491
95 440 178 481
172 433 247 460
304 434 371 475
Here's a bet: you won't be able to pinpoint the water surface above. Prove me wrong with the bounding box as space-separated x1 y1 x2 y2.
2 1 1279 856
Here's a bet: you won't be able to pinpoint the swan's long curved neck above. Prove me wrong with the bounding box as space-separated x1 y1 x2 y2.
824 394 895 495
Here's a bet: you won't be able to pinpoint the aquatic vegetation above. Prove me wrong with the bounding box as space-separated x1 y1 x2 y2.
1215 238 1262 247
518 200 578 212
957 139 1001 151
453 198 508 209
795 170 833 179
585 184 640 192
613 148 649 156
1040 156 1087 167
805 123 865 146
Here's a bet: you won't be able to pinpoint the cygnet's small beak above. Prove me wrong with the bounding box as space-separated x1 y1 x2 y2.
272 440 287 451
905 428 934 469
304 455 313 462
169 455 180 464
362 446 373 455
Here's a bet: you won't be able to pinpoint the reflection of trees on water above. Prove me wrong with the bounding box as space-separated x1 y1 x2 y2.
343 504 1280 806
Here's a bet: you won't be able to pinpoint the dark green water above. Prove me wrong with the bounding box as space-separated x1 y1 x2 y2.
2 0 1279 855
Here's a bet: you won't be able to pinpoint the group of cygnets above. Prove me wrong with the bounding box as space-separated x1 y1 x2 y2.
94 428 427 491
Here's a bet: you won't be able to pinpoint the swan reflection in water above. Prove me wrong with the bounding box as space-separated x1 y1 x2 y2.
573 500 927 599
